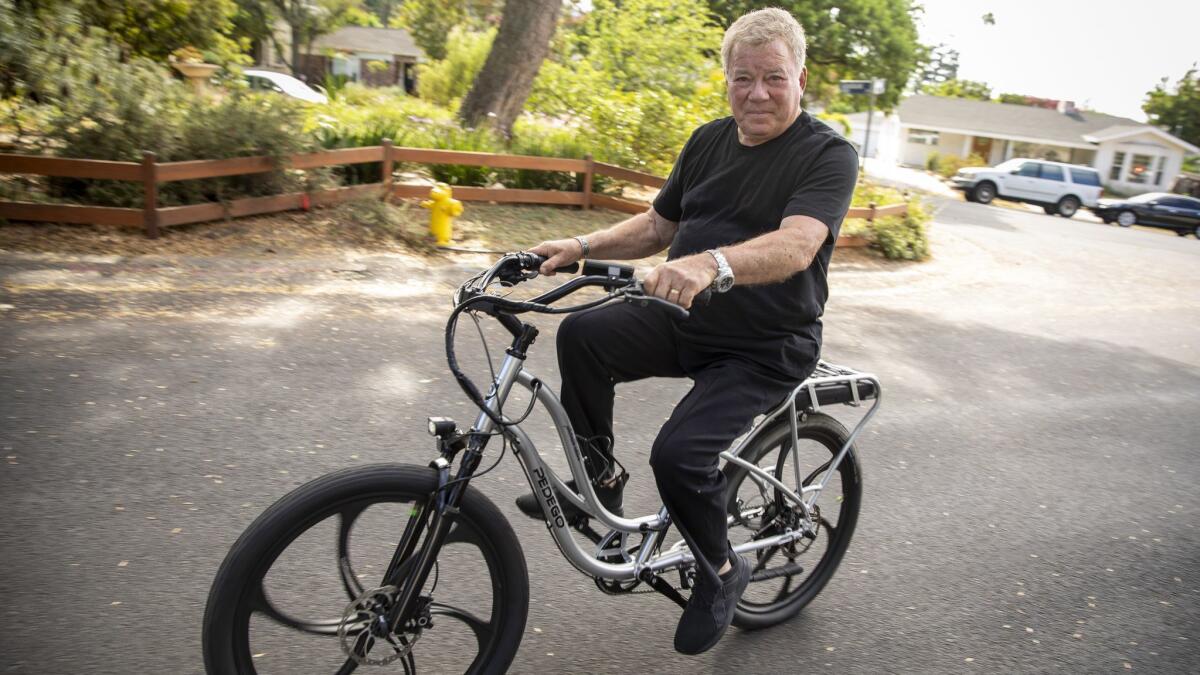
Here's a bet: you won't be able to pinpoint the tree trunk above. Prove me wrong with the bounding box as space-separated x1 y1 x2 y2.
458 0 561 136
290 24 302 78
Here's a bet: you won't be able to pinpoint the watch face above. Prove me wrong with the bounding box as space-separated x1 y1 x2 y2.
716 275 734 292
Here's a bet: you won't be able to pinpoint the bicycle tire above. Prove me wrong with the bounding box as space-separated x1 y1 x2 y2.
202 463 528 674
724 412 862 629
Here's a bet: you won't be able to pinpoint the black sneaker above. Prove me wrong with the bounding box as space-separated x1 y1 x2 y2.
514 470 627 521
673 553 750 655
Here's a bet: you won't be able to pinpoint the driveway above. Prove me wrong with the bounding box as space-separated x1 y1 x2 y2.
1 201 1197 674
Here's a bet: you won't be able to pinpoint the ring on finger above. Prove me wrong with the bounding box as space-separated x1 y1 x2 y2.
668 287 681 295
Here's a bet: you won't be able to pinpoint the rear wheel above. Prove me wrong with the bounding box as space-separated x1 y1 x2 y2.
723 412 862 629
972 182 996 204
1043 204 1058 215
1056 196 1080 218
202 464 529 674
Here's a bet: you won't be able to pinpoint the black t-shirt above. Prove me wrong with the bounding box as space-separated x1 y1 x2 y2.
652 112 859 380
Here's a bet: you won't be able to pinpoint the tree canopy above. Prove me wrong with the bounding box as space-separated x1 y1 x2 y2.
1143 66 1200 150
920 78 992 101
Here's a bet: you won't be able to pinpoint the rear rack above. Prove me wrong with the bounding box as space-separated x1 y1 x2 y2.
723 359 882 510
797 359 880 411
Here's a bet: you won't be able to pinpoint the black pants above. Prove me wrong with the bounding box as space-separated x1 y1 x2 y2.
557 302 800 586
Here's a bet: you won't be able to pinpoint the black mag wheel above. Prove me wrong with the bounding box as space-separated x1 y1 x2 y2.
723 412 862 629
202 464 528 675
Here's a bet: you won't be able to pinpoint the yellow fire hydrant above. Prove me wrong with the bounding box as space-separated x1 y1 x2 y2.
420 182 463 246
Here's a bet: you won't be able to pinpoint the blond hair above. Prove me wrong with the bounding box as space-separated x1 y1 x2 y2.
721 8 807 76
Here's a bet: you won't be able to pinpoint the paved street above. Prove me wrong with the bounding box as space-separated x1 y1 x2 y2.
2 198 1198 674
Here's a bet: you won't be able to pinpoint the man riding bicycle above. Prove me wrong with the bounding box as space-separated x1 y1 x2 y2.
514 7 859 655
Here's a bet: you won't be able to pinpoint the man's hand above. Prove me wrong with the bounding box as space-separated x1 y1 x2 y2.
643 254 718 309
529 238 585 276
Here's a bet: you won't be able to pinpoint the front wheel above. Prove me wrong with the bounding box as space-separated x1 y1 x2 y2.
723 412 862 629
971 182 996 204
202 464 529 674
1117 210 1137 227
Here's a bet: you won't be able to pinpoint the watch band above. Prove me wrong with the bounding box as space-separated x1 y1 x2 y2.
572 235 590 258
706 248 734 292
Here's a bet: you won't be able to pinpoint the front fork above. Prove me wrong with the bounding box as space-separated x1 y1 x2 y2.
383 323 536 632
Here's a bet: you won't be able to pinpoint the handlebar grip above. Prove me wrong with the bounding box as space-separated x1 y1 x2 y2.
520 253 579 274
694 289 713 306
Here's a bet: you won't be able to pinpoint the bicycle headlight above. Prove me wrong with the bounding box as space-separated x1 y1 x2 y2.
427 417 457 438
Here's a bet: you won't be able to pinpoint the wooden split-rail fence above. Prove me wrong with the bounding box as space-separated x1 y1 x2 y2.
0 142 907 243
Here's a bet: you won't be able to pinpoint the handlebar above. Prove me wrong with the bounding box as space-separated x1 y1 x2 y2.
463 251 711 323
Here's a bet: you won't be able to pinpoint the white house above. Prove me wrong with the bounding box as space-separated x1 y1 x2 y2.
258 23 425 93
852 95 1199 195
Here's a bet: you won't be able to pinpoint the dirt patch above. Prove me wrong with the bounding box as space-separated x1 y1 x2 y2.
0 198 907 271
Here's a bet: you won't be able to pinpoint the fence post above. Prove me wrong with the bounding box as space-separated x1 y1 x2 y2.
867 202 877 224
142 151 159 238
381 138 394 202
582 153 594 210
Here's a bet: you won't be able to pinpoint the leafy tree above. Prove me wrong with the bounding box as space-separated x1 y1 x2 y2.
416 26 496 107
567 0 724 98
1143 66 1200 149
392 0 464 60
920 78 991 101
389 0 502 57
525 0 727 172
80 0 241 62
706 0 922 110
909 43 958 92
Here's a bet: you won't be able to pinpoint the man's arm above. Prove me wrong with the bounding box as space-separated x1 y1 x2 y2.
642 215 829 308
529 207 679 275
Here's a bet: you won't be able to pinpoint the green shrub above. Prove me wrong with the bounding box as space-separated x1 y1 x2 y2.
843 182 931 261
419 124 503 186
165 92 315 205
925 151 942 173
934 153 987 178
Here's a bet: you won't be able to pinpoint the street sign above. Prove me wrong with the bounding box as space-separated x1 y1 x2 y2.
837 79 887 166
839 79 887 95
839 80 872 95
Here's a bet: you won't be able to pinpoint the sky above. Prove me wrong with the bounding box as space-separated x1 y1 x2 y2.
914 0 1200 122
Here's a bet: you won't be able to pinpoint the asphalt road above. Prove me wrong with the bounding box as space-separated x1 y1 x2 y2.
2 198 1198 674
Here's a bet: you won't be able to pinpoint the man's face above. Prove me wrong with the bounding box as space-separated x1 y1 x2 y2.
726 39 807 146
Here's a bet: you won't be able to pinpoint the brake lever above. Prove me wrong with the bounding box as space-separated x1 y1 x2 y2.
621 284 691 321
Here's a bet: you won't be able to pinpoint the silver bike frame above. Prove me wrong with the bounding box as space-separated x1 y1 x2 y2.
467 353 881 582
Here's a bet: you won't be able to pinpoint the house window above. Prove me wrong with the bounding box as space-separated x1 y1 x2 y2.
907 128 939 146
1110 152 1125 181
1154 156 1166 186
1128 154 1153 184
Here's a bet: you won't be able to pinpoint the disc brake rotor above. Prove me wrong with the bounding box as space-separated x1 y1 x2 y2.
338 585 421 667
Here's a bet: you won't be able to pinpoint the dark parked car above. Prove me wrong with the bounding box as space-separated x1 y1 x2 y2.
1090 192 1200 238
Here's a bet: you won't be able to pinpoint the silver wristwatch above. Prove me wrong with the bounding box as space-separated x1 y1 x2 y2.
706 248 734 293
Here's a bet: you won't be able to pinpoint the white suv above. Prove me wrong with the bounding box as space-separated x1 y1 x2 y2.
951 158 1104 218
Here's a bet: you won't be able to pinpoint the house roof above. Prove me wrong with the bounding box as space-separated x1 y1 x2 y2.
311 26 424 60
1082 124 1200 153
895 95 1194 151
